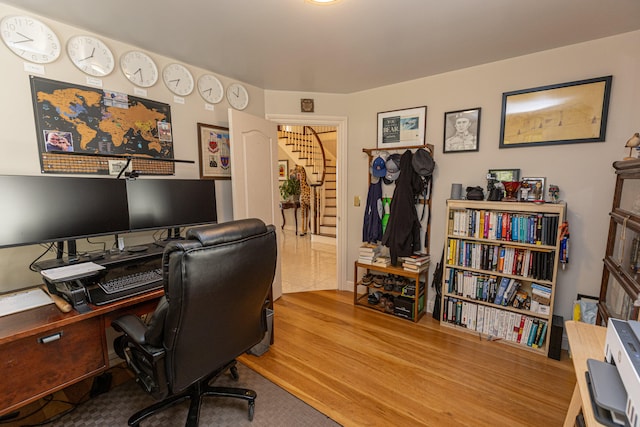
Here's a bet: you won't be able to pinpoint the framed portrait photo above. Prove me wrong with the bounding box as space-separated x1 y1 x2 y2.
443 108 481 153
521 177 546 202
377 106 427 149
499 76 612 148
197 123 231 179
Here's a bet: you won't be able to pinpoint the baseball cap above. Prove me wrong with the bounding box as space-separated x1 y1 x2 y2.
412 148 435 176
371 156 387 178
385 153 401 182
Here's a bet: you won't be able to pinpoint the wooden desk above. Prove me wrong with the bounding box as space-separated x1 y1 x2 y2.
563 320 607 427
0 289 163 416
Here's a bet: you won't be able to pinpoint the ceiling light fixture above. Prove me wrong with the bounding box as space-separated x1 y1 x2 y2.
306 0 341 5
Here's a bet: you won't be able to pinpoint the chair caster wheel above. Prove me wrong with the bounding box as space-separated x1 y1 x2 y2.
248 401 255 421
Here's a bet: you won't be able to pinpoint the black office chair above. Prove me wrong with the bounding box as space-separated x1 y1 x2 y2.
112 219 277 427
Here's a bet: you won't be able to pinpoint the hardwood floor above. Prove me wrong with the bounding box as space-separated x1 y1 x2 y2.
239 290 576 427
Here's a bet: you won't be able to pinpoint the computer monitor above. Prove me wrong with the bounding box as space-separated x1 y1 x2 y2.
0 175 130 249
126 179 217 233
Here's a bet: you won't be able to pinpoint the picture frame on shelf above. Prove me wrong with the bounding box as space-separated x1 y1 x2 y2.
488 168 520 182
499 75 612 148
377 106 427 149
278 160 288 181
521 177 546 201
197 122 231 179
443 107 481 153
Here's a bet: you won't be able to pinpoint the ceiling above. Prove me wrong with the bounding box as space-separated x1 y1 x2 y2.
3 0 640 94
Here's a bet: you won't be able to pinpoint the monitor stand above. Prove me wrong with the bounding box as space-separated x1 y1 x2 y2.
56 239 80 263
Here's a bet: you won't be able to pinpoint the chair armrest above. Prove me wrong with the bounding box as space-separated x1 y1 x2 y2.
112 314 148 345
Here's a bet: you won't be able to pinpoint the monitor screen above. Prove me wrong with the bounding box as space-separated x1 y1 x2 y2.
126 179 217 231
0 175 129 248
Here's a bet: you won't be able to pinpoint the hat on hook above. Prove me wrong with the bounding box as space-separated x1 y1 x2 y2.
385 153 401 182
371 155 387 178
412 148 435 177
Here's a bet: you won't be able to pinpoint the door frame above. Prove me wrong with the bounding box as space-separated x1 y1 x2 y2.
266 113 348 291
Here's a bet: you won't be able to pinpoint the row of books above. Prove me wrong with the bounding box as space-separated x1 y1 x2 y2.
446 238 555 281
400 253 430 272
443 296 548 348
444 268 551 314
448 209 560 246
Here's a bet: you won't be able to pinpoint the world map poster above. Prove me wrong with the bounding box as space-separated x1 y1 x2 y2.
30 76 174 175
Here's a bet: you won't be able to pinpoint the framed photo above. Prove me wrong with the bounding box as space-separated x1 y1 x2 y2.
197 123 231 179
377 106 427 149
521 177 546 202
499 76 612 148
443 108 481 153
488 168 520 182
278 160 288 181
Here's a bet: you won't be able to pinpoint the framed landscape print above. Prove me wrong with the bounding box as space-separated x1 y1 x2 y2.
499 76 612 148
377 106 427 149
197 123 231 179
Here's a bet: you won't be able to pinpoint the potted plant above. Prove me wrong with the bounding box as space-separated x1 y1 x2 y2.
279 176 301 202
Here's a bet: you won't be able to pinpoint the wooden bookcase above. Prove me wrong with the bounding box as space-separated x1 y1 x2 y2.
597 159 640 324
440 200 566 356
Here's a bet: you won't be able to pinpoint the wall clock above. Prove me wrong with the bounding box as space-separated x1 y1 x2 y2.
0 15 61 63
162 63 194 96
120 50 158 87
226 82 249 110
67 35 114 77
197 74 224 104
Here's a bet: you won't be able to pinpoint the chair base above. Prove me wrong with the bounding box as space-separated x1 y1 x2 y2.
128 363 256 427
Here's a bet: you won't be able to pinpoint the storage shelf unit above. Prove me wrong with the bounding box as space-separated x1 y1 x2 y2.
354 262 427 322
597 159 640 324
440 200 566 356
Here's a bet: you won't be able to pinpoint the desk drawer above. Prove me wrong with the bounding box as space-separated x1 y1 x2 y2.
0 317 106 413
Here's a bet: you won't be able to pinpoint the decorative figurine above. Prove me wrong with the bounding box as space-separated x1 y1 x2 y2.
548 184 560 203
625 133 640 160
486 173 503 201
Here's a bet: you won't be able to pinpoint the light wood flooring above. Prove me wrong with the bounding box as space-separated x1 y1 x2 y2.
240 290 576 427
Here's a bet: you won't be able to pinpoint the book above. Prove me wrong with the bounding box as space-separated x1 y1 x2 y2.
493 277 510 305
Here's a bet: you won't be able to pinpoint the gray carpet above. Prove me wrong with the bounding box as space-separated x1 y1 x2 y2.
51 363 340 426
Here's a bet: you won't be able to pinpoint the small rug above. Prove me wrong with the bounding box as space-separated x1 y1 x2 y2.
52 362 340 426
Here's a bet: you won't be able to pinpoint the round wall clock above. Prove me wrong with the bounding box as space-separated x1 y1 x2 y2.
197 74 224 104
226 82 249 110
67 35 114 77
162 63 194 96
0 15 61 63
120 50 158 87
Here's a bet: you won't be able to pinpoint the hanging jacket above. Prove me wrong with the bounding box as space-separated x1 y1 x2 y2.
362 180 383 243
382 150 423 265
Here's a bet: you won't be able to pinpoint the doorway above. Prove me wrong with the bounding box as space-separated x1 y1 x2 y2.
267 114 348 294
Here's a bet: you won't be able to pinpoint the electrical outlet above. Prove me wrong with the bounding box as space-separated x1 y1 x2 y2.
354 196 360 207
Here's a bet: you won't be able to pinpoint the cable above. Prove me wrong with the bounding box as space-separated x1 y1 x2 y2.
28 243 56 272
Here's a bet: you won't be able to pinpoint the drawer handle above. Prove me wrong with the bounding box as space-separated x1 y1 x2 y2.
38 332 63 344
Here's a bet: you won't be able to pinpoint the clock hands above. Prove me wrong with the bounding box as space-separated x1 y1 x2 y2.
13 32 34 43
203 88 212 96
233 87 239 97
168 78 180 87
79 47 95 61
133 67 143 82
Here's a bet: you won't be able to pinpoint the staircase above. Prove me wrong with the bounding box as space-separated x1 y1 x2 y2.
278 126 337 238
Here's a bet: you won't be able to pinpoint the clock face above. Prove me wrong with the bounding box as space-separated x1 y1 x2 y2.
162 63 194 96
120 50 158 87
0 15 61 63
226 83 249 110
197 74 224 104
67 35 114 77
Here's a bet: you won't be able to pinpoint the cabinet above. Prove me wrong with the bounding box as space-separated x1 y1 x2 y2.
440 200 566 356
597 159 640 324
354 262 427 322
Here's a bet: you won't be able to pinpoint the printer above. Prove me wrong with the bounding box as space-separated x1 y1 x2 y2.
591 318 640 426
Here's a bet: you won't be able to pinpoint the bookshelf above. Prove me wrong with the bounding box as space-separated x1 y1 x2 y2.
354 261 427 322
597 159 640 324
440 199 566 356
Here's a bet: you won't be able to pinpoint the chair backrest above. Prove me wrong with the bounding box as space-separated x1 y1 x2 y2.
151 218 277 393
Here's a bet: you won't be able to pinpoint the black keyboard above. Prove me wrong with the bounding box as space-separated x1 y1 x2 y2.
88 268 163 305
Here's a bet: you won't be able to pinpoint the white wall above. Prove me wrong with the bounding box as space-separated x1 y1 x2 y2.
267 30 640 323
0 3 264 292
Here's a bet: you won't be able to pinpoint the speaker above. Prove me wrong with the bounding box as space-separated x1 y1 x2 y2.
548 314 563 360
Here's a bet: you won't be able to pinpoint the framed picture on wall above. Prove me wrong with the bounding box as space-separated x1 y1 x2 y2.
377 106 427 149
197 123 231 179
499 76 612 148
443 107 481 153
278 160 288 180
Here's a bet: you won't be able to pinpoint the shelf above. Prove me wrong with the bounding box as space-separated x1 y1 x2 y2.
442 292 550 321
443 263 554 287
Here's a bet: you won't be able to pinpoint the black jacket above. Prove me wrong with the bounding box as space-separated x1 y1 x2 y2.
381 150 423 265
